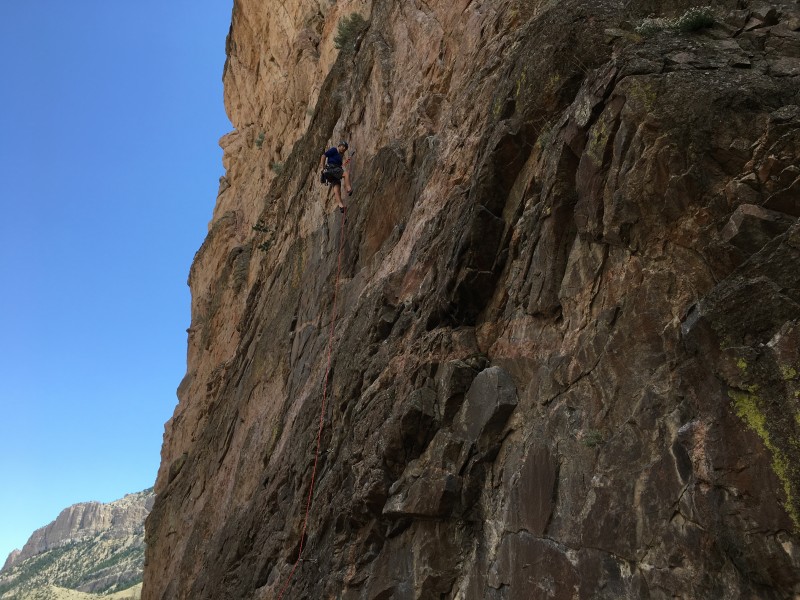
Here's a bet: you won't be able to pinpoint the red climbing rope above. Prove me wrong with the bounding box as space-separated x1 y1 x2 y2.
277 208 347 599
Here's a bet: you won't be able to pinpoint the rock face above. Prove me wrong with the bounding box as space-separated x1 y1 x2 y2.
1 490 153 597
2 553 20 574
144 1 800 598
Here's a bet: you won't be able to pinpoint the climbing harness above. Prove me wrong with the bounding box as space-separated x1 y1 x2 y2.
276 207 347 599
321 164 344 184
321 149 355 188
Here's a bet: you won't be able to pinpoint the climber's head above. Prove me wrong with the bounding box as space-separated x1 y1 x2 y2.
337 141 349 153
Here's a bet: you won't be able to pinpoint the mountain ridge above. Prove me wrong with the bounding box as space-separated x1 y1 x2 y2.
0 489 153 599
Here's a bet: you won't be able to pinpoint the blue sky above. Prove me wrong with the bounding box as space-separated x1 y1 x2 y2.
0 2 233 563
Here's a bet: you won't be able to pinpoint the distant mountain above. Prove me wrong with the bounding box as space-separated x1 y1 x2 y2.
1 583 141 600
0 489 154 599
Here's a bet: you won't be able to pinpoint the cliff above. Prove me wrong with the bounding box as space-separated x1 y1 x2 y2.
1 489 153 597
144 0 800 598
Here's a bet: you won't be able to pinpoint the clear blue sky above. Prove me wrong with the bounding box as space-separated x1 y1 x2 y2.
0 2 233 563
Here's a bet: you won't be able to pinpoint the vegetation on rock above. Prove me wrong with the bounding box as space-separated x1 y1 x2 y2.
636 6 715 35
333 13 367 55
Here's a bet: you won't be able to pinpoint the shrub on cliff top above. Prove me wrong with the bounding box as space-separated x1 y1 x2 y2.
636 6 715 35
334 13 368 55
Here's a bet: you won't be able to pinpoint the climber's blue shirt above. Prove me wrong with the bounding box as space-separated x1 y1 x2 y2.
324 147 343 167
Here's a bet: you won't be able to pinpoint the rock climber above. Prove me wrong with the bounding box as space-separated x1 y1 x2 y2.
319 141 353 212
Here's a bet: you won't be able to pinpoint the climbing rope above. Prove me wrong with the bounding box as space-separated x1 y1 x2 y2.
277 207 347 599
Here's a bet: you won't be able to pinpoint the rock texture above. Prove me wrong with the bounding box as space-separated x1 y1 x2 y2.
145 0 800 598
1 490 153 597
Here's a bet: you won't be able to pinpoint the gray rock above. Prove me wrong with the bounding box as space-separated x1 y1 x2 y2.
721 203 796 254
452 366 518 452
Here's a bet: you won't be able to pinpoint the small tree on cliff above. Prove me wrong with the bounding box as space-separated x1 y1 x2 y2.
334 13 368 55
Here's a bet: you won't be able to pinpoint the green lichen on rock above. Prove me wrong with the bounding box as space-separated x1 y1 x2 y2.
515 69 527 99
623 78 657 113
545 72 561 95
730 389 800 529
731 390 767 439
781 365 798 381
586 115 612 164
492 96 505 119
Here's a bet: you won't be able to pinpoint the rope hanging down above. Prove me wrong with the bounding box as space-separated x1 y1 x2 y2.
277 208 347 599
